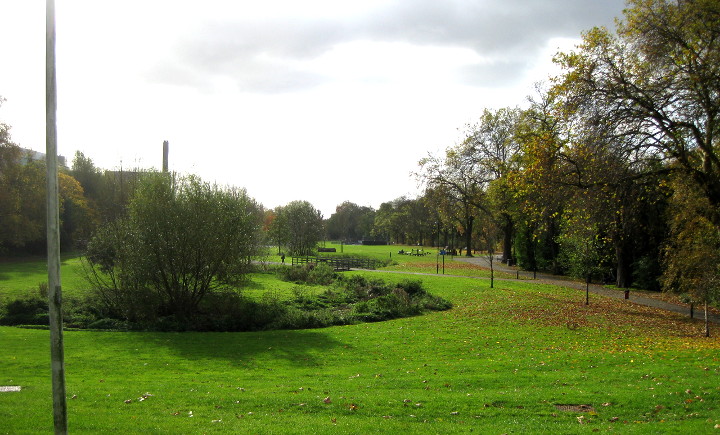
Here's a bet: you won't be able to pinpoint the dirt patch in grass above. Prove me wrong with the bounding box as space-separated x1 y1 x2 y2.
554 404 595 413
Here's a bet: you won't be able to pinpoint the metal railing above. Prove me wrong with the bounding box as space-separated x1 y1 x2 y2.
291 256 377 271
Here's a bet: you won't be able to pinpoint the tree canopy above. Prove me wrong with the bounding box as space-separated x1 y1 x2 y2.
85 173 264 321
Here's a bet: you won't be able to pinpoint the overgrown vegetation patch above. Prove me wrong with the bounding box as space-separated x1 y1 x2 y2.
274 263 452 326
0 263 451 332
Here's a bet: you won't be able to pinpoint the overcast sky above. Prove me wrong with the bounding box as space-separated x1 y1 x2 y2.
0 0 626 217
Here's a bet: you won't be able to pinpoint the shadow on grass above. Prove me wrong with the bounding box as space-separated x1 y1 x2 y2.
131 328 347 368
238 277 268 291
0 253 80 281
0 264 37 281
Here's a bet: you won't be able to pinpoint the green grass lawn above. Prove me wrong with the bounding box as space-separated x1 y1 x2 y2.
0 253 88 302
241 271 329 301
1 262 719 433
271 242 519 280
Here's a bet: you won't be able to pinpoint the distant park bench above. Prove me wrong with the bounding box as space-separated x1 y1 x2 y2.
292 256 377 271
317 247 337 252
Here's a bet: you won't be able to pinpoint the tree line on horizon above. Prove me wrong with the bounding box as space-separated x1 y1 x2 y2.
415 0 720 321
336 0 720 318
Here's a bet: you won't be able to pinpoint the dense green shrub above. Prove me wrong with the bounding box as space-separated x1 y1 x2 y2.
277 263 338 285
0 295 48 326
86 318 129 330
84 173 264 323
307 263 336 285
1 273 451 332
0 290 120 329
277 264 312 282
397 279 424 296
632 255 662 291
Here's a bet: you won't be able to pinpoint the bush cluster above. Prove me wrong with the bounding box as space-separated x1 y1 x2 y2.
0 285 115 330
276 265 452 327
276 262 337 285
0 267 451 332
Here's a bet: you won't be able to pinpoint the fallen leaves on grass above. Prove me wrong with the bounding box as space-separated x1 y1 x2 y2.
509 290 719 343
124 392 153 404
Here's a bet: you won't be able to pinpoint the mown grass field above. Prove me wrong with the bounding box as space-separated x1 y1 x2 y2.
0 253 88 301
1 249 719 433
271 242 519 279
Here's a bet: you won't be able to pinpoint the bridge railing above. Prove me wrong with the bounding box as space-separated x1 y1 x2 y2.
291 256 377 271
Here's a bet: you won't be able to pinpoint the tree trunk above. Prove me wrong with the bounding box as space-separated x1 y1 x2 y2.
489 256 494 288
706 301 710 338
615 241 632 288
501 214 513 263
464 215 474 257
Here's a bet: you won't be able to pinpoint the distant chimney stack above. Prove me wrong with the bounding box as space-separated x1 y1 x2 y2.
162 140 169 172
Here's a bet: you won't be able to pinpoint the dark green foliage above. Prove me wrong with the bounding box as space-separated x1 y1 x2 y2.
397 278 424 296
83 173 264 323
307 263 337 285
513 221 564 274
0 292 108 329
631 255 662 291
276 263 337 285
85 318 129 330
0 295 48 326
72 271 452 332
273 270 452 328
269 200 324 256
335 274 391 300
326 201 376 242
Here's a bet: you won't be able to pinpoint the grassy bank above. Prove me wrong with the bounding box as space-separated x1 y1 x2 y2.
1 270 718 433
0 253 87 301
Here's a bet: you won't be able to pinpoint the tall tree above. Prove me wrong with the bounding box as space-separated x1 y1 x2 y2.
326 201 375 242
555 0 720 229
70 151 102 200
270 201 324 256
662 173 718 336
372 198 412 244
462 107 523 262
508 89 570 273
418 148 487 256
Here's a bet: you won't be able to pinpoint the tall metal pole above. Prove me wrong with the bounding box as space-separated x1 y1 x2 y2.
46 1 68 433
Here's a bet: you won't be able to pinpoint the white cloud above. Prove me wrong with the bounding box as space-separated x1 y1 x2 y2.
0 0 626 217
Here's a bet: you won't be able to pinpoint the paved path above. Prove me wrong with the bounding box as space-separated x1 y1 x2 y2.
452 255 719 325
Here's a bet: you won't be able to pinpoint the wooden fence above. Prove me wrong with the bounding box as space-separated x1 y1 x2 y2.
291 256 377 271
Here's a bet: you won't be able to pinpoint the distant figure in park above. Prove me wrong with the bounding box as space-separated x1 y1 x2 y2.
281 253 285 263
